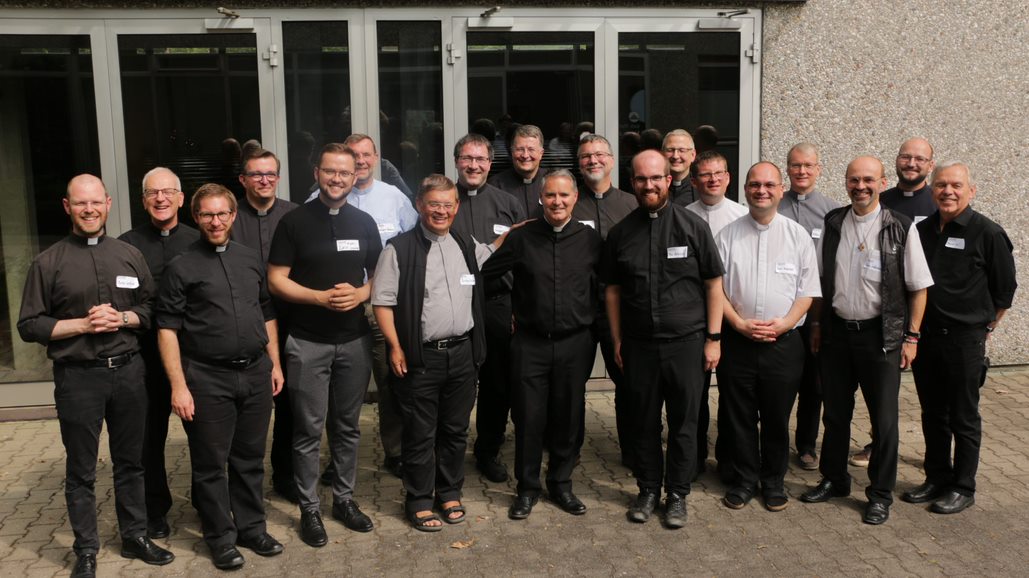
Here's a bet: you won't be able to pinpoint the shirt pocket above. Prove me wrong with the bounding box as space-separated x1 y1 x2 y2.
861 250 882 283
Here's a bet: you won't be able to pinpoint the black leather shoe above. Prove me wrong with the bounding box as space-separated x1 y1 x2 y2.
902 482 946 504
299 508 328 547
800 479 850 503
71 553 96 578
210 544 245 570
664 493 687 529
332 499 374 532
237 532 283 557
121 536 174 565
862 501 890 525
383 456 404 479
930 491 975 515
508 494 538 520
550 491 587 515
146 517 170 539
627 490 658 523
476 456 509 483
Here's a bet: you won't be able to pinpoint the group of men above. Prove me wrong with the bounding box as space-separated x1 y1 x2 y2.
18 126 1016 576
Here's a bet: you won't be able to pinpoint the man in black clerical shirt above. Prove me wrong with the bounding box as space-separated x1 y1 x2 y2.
488 124 547 219
880 137 938 223
450 132 525 484
904 161 1017 515
602 151 724 529
158 184 285 570
483 169 602 520
19 174 172 578
662 129 698 206
119 167 199 539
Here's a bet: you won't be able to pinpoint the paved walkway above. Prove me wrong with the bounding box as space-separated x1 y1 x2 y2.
2 368 1029 577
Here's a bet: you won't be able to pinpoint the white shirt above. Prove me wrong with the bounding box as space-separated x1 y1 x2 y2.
717 213 821 327
817 205 934 320
306 179 418 246
685 197 749 238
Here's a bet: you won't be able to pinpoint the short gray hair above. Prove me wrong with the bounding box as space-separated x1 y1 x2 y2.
931 160 974 186
142 167 181 195
542 168 578 193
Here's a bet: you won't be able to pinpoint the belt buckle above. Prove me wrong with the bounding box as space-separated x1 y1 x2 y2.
106 356 116 369
846 320 861 331
229 358 249 368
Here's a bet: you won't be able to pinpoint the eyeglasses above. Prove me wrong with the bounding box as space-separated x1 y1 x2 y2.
196 211 234 223
787 163 819 171
243 171 279 181
696 170 728 181
578 152 612 161
319 168 355 179
143 188 180 199
632 175 668 185
512 147 541 156
663 147 695 155
424 201 456 211
897 154 932 165
457 155 490 165
745 181 782 190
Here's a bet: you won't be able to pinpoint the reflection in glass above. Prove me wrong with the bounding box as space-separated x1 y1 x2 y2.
618 32 740 197
377 22 443 197
283 22 351 204
119 34 261 225
0 35 101 383
467 32 594 175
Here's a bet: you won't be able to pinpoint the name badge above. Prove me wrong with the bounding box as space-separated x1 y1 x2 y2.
914 216 927 224
667 246 688 259
493 224 510 235
378 223 397 234
116 275 139 289
460 274 476 286
945 237 965 250
580 220 596 230
864 251 882 271
775 262 798 275
336 240 360 252
811 227 822 239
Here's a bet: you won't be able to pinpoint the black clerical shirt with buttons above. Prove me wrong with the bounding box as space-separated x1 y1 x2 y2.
571 186 637 241
119 222 200 288
232 198 298 263
487 167 547 220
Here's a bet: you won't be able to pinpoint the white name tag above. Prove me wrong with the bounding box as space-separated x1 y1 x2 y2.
580 220 596 230
460 274 476 286
945 237 965 250
667 246 688 259
914 216 927 224
811 228 822 239
336 240 360 252
493 224 510 235
378 223 397 234
775 262 798 275
116 275 139 289
864 251 882 271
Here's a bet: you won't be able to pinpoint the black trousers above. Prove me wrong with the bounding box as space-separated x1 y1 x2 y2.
622 333 705 496
719 329 804 494
473 294 514 462
819 317 901 505
139 343 173 521
592 307 630 465
52 355 147 555
793 322 822 455
510 328 593 496
182 356 273 548
911 326 988 497
394 340 477 513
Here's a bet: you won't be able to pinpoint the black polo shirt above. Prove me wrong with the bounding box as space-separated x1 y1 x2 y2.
482 218 602 334
916 207 1017 329
232 197 299 263
119 222 200 288
571 186 637 241
268 199 382 344
157 240 274 361
880 183 937 223
487 167 547 219
601 202 723 340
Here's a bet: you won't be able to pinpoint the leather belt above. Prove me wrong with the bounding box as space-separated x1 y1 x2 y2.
194 356 262 369
423 333 470 350
525 326 587 341
60 352 135 369
833 315 881 332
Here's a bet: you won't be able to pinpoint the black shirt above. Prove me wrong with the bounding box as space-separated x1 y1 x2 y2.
670 179 697 207
231 197 299 264
157 240 274 360
483 218 602 334
917 208 1017 329
17 235 154 362
452 182 526 244
601 202 723 339
571 186 638 240
119 222 200 288
268 199 382 344
487 167 548 220
880 183 936 222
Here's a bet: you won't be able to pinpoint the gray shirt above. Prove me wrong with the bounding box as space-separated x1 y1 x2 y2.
778 189 841 242
372 225 494 341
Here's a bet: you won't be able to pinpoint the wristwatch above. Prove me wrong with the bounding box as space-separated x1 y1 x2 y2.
121 312 130 326
706 331 722 342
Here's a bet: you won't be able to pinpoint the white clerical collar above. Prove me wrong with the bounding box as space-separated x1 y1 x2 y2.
87 237 99 246
328 207 340 215
902 190 915 197
673 179 685 187
215 244 228 253
160 229 170 237
546 217 571 232
466 188 478 196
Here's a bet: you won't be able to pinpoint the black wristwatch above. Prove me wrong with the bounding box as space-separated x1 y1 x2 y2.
706 331 722 342
904 330 921 339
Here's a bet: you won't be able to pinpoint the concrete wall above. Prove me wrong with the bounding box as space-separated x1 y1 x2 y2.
760 0 1027 364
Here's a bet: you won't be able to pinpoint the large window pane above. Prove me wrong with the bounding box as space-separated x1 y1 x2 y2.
377 22 443 197
467 31 594 175
0 35 101 383
282 21 350 204
618 32 740 197
119 34 261 225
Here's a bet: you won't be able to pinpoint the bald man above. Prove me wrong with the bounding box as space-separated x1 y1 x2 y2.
880 138 937 224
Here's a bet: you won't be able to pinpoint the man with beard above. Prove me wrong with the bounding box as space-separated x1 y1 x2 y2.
880 138 937 224
18 175 172 578
488 124 548 219
663 129 698 207
449 133 525 483
118 167 199 538
603 150 724 529
157 184 285 569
